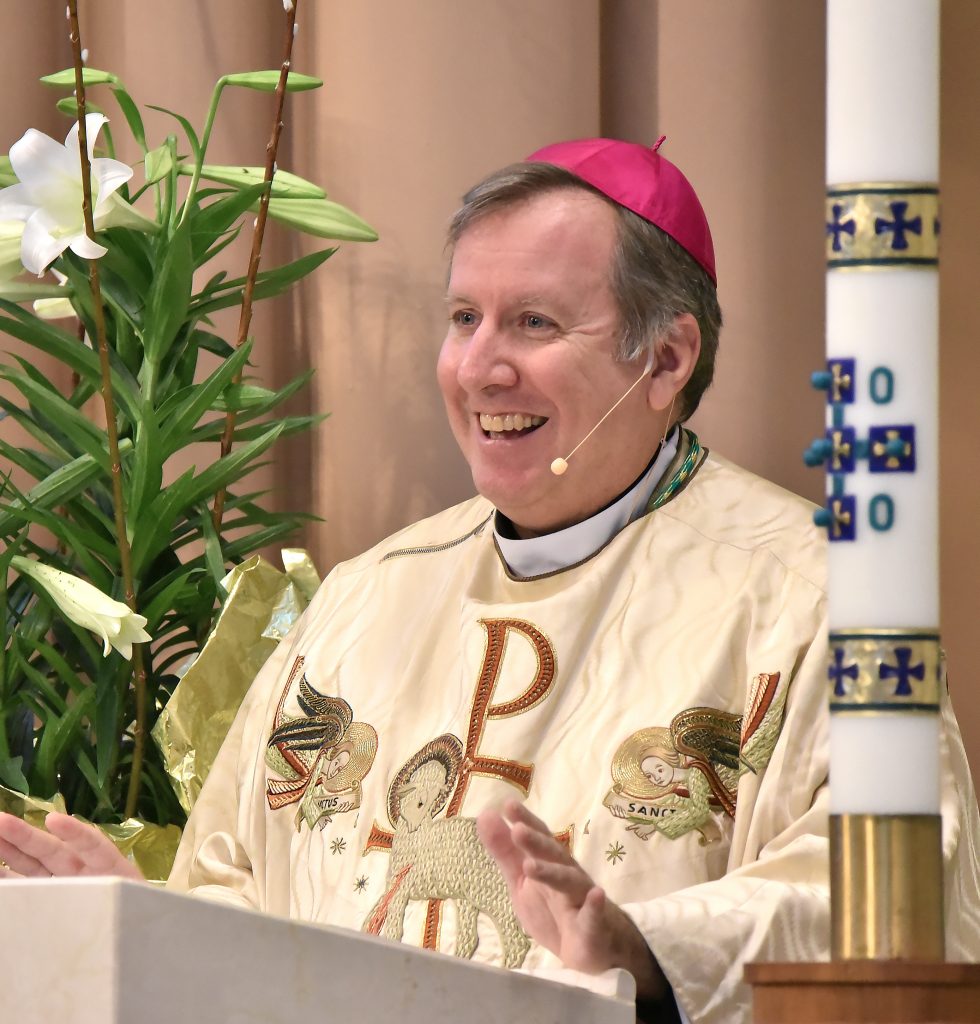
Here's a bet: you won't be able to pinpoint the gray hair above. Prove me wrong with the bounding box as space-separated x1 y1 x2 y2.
447 163 722 420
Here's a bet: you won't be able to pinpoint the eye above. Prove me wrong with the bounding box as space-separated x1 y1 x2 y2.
450 309 479 327
521 313 555 331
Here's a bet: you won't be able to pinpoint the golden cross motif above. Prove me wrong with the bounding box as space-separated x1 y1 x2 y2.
872 429 912 469
830 498 852 540
830 361 852 403
830 429 853 471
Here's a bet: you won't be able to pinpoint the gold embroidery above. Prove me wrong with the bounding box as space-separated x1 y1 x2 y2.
265 659 378 831
362 618 564 965
604 672 788 843
605 841 626 864
363 739 530 968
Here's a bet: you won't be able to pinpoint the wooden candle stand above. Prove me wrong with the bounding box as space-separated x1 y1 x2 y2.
747 961 980 1024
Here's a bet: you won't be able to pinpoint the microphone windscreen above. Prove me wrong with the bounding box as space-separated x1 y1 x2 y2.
550 458 568 476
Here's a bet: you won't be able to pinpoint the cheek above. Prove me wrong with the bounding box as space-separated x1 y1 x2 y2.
435 341 458 400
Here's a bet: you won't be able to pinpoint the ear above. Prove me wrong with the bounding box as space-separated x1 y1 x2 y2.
646 313 701 412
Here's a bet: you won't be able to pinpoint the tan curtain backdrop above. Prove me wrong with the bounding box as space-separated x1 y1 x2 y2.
1 1 978 780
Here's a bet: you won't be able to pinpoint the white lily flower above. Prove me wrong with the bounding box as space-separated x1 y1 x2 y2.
0 113 153 276
32 268 74 319
0 220 26 282
11 555 151 660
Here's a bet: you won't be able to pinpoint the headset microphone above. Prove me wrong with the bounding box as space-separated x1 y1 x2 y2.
550 352 655 476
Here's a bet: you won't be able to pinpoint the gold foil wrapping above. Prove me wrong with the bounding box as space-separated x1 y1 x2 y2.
151 549 319 815
828 629 942 711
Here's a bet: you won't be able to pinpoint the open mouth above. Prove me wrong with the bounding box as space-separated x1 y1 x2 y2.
479 413 547 440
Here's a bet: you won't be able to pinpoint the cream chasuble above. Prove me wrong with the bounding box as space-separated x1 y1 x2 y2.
169 432 980 1024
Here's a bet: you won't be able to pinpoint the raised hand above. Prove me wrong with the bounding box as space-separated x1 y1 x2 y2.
477 799 667 1003
0 812 143 880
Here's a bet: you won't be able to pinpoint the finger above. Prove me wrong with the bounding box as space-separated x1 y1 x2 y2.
510 821 572 865
0 864 26 880
0 814 81 876
476 809 526 887
523 856 596 904
501 799 552 836
44 814 142 879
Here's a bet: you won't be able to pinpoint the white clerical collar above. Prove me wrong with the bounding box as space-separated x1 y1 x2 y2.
494 427 680 578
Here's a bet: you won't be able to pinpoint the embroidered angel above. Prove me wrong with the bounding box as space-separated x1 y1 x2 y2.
265 668 378 831
603 671 788 843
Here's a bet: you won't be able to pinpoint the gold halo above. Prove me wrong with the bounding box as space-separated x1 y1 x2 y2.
611 726 679 799
320 721 378 792
387 733 464 827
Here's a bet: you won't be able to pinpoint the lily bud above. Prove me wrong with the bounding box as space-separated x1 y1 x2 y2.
11 556 151 660
262 197 378 242
183 163 324 198
223 70 321 93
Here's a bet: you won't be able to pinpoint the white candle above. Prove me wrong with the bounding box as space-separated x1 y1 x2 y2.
824 0 940 816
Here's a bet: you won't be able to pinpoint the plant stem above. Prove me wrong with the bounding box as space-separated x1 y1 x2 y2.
177 77 227 228
67 0 148 820
211 0 300 532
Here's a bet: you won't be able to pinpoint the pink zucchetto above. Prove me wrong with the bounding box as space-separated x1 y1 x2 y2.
526 136 717 285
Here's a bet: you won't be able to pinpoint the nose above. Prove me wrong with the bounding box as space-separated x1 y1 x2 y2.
455 320 519 393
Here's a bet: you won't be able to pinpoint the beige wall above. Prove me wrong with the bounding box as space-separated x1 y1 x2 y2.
0 1 977 781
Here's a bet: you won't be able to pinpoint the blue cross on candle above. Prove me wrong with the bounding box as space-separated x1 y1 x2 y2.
829 647 860 697
874 201 922 251
879 647 925 696
827 203 856 252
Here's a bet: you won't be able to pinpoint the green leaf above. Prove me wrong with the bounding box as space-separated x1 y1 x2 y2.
111 84 147 150
142 221 193 365
0 282 73 301
263 198 378 242
0 155 17 187
199 502 228 587
71 745 114 813
157 339 253 455
144 144 174 185
188 247 335 319
40 67 117 87
127 400 163 523
211 369 314 419
147 105 201 164
183 164 325 199
223 70 322 93
131 425 283 574
34 687 96 795
94 675 120 787
0 368 110 469
188 184 265 263
189 412 324 445
0 756 29 793
0 300 142 424
0 446 127 538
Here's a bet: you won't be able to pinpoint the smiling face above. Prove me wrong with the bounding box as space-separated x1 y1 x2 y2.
437 189 667 536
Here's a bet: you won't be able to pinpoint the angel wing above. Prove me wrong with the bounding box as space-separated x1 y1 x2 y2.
670 706 741 817
266 675 353 778
740 671 791 774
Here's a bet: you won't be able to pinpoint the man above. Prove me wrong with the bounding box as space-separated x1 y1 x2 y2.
2 138 978 1023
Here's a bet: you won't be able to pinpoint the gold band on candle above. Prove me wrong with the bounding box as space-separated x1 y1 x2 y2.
830 813 944 960
829 629 941 711
826 183 939 269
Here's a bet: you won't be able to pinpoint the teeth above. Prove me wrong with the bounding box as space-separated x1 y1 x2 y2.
479 413 546 433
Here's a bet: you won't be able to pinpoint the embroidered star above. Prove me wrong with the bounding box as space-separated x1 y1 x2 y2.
354 875 369 893
605 841 626 864
330 837 347 855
